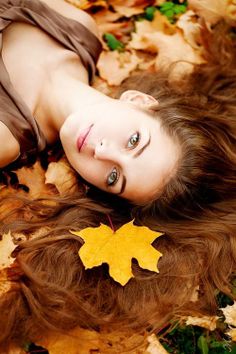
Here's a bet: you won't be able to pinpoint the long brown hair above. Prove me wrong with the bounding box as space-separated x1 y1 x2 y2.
0 21 236 351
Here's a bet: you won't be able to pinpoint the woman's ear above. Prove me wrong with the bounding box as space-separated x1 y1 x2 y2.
119 90 159 108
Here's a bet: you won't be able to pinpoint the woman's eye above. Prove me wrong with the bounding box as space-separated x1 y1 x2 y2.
107 167 119 186
127 132 140 148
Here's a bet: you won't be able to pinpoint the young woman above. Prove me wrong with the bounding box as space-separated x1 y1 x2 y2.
0 0 236 350
0 0 177 205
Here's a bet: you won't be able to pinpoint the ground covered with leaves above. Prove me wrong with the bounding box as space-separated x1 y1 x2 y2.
1 0 236 352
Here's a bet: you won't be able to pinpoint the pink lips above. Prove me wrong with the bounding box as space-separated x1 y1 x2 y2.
77 124 93 152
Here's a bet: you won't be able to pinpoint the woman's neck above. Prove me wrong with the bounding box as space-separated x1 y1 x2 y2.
37 69 109 139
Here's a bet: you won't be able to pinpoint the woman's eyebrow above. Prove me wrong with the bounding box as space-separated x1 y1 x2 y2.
117 175 127 195
134 134 151 158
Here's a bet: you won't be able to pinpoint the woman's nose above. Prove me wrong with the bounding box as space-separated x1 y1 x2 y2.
94 139 121 163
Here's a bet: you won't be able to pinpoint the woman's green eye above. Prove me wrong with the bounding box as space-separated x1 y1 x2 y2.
107 167 119 186
127 132 140 148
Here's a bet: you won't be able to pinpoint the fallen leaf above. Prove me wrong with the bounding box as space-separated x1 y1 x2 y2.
65 0 108 11
104 33 125 51
226 327 236 342
36 327 100 354
109 0 153 17
0 232 16 270
98 21 131 40
92 76 114 96
186 315 218 331
0 185 25 220
71 220 163 286
97 50 142 86
188 0 229 26
146 334 168 354
37 327 149 353
130 11 176 47
15 161 57 199
221 301 236 326
129 12 176 53
93 9 129 42
45 157 80 196
146 30 204 78
93 9 123 25
177 10 202 49
227 2 236 19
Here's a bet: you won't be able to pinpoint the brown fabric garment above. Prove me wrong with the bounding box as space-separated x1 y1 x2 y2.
0 0 102 167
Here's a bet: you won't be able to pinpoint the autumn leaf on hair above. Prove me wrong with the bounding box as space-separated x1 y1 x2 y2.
70 220 163 286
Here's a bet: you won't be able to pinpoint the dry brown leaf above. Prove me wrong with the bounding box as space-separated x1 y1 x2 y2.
65 0 108 11
227 2 236 19
45 157 80 196
186 315 218 331
0 232 16 270
0 184 25 220
97 50 142 86
221 301 236 326
146 334 168 354
93 9 126 38
92 76 114 96
38 327 150 353
226 327 236 342
100 21 133 45
109 0 153 17
36 327 100 354
148 31 204 78
93 9 123 25
15 161 57 199
177 10 202 49
129 13 176 53
129 12 176 52
98 330 148 353
188 0 229 25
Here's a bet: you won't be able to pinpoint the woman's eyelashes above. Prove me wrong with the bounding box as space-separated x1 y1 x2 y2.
127 131 140 149
106 167 119 187
106 132 140 188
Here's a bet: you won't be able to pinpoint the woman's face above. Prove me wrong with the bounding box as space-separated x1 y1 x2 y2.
60 96 179 203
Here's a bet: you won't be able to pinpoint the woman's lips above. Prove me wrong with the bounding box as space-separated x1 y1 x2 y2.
77 124 93 152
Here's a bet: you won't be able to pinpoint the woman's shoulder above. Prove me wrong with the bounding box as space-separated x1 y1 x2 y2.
39 0 100 39
0 121 20 168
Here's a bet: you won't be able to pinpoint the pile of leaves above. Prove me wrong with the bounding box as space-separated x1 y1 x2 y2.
1 0 236 352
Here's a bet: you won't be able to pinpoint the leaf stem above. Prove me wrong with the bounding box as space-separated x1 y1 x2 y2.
106 214 115 233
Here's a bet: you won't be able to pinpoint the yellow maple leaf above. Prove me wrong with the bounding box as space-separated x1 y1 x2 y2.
70 221 163 286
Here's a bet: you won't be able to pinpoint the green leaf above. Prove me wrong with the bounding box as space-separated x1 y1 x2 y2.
173 4 187 15
163 9 175 19
198 335 209 354
103 33 124 51
145 6 157 21
160 2 174 12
